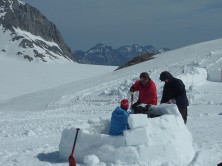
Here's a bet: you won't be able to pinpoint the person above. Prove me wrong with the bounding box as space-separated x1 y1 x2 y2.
159 71 189 124
108 99 130 136
129 72 157 114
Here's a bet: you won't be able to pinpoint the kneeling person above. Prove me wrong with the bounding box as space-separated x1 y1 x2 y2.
108 99 130 136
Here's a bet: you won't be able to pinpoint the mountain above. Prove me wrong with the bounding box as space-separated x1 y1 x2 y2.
74 43 121 66
74 43 170 66
0 0 76 63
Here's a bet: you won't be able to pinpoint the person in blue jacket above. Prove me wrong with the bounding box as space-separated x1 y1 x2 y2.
108 99 130 136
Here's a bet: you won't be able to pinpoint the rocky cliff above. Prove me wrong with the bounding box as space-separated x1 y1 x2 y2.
0 0 76 63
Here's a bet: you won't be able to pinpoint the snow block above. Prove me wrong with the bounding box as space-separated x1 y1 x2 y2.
150 104 182 118
59 104 194 165
124 127 149 146
128 114 148 129
207 69 222 82
59 129 139 164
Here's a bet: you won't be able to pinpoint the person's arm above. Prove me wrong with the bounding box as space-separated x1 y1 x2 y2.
174 79 185 101
149 82 157 105
131 80 141 91
160 84 168 103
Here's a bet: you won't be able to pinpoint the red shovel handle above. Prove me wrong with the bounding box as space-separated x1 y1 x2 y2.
69 128 80 166
130 92 134 113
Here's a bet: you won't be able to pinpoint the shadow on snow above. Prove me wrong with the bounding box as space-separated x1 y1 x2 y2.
37 151 66 164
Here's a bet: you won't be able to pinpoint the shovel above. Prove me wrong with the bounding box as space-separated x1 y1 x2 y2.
68 128 80 166
130 92 134 113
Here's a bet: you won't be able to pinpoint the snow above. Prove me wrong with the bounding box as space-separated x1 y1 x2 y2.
208 70 222 82
0 55 116 101
1 38 222 165
0 25 73 63
13 27 73 63
0 6 6 18
124 127 149 146
18 0 25 5
128 114 148 129
84 155 100 165
59 104 194 165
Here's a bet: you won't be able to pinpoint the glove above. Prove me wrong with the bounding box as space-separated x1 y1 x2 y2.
130 86 135 93
132 101 140 110
145 104 152 111
167 99 176 104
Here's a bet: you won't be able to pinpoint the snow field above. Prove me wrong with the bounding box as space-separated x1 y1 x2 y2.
1 38 222 165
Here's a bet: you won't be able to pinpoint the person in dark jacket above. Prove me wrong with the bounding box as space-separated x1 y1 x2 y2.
159 71 189 124
130 72 157 114
108 99 130 136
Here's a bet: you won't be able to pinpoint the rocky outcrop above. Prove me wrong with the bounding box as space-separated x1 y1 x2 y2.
115 53 155 70
0 0 76 63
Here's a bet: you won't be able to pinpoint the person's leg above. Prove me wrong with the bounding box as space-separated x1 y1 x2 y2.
133 107 141 114
134 106 146 114
217 162 222 166
178 107 188 124
132 101 140 111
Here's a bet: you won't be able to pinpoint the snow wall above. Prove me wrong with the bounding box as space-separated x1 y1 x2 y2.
207 69 222 82
177 67 208 86
59 104 195 165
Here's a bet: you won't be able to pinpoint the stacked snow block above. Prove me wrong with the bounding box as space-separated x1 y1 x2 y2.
124 114 149 146
59 104 195 165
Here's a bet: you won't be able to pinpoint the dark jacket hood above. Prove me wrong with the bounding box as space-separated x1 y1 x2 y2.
159 71 174 81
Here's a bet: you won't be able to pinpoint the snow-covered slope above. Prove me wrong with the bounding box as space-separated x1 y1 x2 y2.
0 0 75 63
0 25 71 63
0 55 116 101
0 38 222 165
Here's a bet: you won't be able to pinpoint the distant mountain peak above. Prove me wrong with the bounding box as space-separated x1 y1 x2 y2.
74 43 171 66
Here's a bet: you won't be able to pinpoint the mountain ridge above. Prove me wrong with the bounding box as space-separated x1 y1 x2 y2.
74 43 170 66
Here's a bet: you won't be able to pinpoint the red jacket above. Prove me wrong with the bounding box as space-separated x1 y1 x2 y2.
132 80 157 105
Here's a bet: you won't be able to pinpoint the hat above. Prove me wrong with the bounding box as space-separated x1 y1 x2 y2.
159 71 173 81
120 99 129 110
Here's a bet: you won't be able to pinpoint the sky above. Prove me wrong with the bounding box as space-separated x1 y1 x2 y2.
21 0 222 51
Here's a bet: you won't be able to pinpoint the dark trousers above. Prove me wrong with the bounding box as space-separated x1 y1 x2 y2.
218 162 222 166
178 107 188 124
134 106 147 114
133 106 161 118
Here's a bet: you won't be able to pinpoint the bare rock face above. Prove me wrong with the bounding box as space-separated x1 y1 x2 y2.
0 0 76 63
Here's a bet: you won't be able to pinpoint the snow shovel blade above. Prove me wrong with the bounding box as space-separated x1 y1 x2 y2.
68 155 76 166
68 128 80 166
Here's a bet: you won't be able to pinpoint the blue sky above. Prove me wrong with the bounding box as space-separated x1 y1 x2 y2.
22 0 222 51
